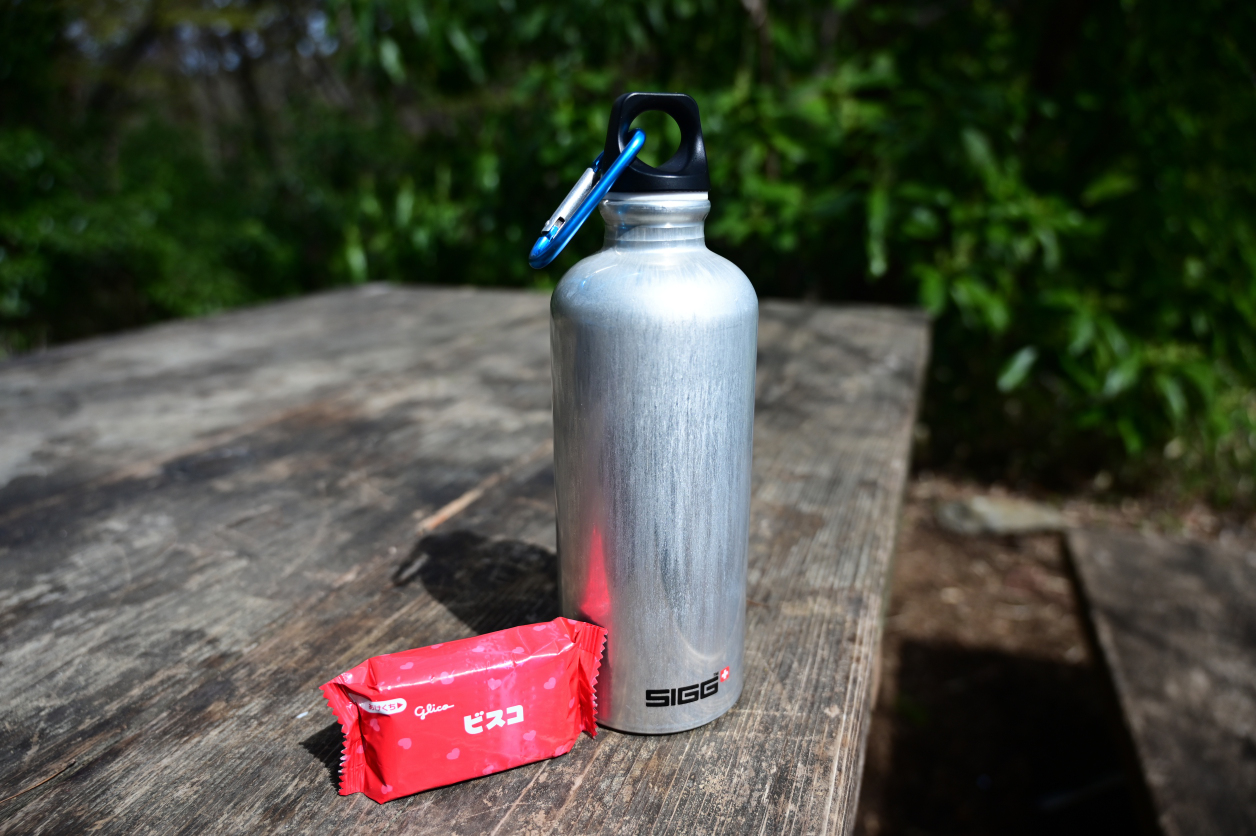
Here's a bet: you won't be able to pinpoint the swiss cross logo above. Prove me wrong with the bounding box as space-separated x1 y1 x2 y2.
719 667 731 683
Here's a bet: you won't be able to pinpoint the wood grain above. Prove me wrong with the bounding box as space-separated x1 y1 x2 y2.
0 285 928 835
1068 529 1256 836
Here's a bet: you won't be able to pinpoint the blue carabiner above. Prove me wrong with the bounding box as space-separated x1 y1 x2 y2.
529 129 647 269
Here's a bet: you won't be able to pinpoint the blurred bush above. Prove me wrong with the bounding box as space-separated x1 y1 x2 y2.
2 0 1254 497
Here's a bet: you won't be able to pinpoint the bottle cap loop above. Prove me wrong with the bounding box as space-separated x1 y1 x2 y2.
603 92 709 193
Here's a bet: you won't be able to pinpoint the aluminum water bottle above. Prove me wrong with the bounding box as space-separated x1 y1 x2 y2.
551 93 758 733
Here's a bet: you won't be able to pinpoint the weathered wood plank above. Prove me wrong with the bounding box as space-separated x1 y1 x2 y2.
0 286 557 826
1068 529 1256 836
0 285 548 502
0 286 927 835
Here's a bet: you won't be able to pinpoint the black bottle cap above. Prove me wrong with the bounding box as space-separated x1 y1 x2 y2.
602 92 710 193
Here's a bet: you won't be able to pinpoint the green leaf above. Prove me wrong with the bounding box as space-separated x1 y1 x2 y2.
914 265 947 315
378 37 405 84
446 25 485 84
344 225 368 284
395 178 415 228
1156 374 1187 422
866 180 889 278
1102 355 1141 398
1068 313 1095 355
951 277 1010 333
1116 417 1143 455
1081 169 1138 205
997 346 1038 392
961 128 998 187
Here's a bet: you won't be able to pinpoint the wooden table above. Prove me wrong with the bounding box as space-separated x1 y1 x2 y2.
0 285 927 834
1068 529 1256 836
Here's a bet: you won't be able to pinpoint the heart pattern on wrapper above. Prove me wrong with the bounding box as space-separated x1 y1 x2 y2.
320 618 609 802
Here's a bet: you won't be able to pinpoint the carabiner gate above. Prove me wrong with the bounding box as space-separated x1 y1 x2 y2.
528 129 647 269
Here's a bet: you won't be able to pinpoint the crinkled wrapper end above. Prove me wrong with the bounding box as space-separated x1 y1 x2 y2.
562 618 607 737
320 679 365 797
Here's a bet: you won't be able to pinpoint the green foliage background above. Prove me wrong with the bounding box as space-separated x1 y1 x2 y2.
3 0 1255 496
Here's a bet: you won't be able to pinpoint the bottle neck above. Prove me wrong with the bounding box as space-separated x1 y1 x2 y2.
599 192 709 250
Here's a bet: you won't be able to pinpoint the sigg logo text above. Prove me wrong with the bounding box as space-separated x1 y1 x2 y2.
645 674 720 707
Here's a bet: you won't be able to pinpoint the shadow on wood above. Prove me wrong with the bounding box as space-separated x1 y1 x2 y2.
301 723 345 791
397 530 560 635
858 641 1144 836
299 530 559 796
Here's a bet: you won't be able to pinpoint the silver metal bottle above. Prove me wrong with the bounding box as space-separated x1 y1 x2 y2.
551 174 758 732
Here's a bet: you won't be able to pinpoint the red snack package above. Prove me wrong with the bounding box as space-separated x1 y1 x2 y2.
320 617 606 802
